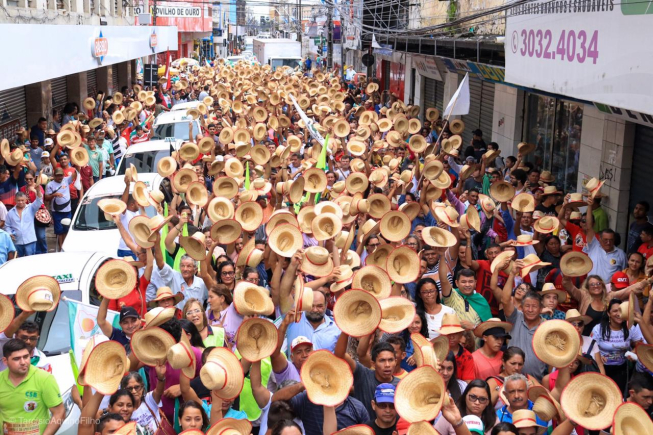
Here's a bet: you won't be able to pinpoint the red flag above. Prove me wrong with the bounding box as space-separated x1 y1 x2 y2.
165 50 171 91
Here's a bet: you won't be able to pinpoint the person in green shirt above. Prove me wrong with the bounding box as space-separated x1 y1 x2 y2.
0 339 64 435
83 135 104 183
591 195 609 233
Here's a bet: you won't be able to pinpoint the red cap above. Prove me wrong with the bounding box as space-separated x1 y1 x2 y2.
611 271 630 289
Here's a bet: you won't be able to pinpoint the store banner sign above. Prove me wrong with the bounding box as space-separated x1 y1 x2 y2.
412 55 443 81
505 0 653 114
439 58 506 84
152 5 201 17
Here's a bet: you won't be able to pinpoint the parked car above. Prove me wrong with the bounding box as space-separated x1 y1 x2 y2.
151 111 202 141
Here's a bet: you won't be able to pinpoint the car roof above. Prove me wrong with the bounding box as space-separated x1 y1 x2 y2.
170 101 201 112
254 38 297 43
122 140 181 154
0 252 107 294
153 111 198 125
84 173 162 197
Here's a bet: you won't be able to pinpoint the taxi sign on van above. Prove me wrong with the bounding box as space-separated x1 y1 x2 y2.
53 273 74 284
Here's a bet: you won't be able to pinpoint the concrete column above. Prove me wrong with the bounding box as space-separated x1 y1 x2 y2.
403 55 413 104
25 81 51 128
96 66 112 95
66 72 88 107
117 61 132 90
442 71 459 118
491 84 524 156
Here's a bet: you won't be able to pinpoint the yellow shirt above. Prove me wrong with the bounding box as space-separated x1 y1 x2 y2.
442 290 482 327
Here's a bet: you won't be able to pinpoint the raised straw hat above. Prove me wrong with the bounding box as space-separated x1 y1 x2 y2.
512 192 535 212
395 366 446 423
521 253 551 278
200 347 244 399
422 227 457 248
300 350 353 406
560 372 622 430
180 232 207 261
95 259 137 300
301 246 335 277
84 340 129 395
379 297 416 333
532 319 580 368
352 265 392 300
612 402 653 435
233 281 274 316
560 251 593 277
172 168 199 193
379 211 411 242
333 289 382 337
269 223 303 258
157 157 177 177
210 219 242 245
130 326 177 366
528 385 565 422
312 213 342 241
490 181 515 203
167 334 196 378
0 294 14 333
15 276 61 312
236 318 278 362
235 201 264 232
386 246 420 284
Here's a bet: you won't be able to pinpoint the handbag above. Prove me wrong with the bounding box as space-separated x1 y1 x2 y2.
145 401 176 435
35 207 52 227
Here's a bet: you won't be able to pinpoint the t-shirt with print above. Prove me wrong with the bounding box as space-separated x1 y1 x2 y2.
45 174 74 212
638 243 653 260
455 345 476 381
590 323 643 366
57 165 78 200
353 362 400 419
565 222 587 252
118 209 139 251
425 305 455 339
475 260 507 316
83 145 103 177
0 365 63 435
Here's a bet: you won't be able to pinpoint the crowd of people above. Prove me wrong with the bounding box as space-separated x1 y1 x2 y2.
1 57 653 435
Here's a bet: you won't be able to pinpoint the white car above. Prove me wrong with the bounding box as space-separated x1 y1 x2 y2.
226 55 248 64
0 251 112 435
152 111 202 142
170 101 203 113
115 140 183 176
61 174 162 256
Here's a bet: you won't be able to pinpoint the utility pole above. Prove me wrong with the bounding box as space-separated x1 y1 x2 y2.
327 6 333 70
297 0 302 44
152 0 157 25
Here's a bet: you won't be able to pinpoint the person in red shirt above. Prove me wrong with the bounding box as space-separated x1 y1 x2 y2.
465 243 507 316
637 227 653 259
544 267 584 312
437 312 475 382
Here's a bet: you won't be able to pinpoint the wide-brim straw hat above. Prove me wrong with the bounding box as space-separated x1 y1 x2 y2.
379 297 416 333
83 97 96 110
521 253 551 278
269 223 303 257
224 157 244 178
395 366 445 423
301 246 334 277
379 211 411 242
511 410 545 434
333 119 351 138
352 265 392 300
408 135 427 153
179 142 199 161
312 212 342 241
433 204 460 228
459 164 476 180
512 192 535 212
345 172 369 194
198 136 215 154
84 340 128 395
532 319 580 368
541 283 568 304
613 402 653 435
365 244 393 270
367 193 391 219
377 118 393 133
98 198 126 219
534 216 560 234
70 146 89 166
129 215 155 248
490 250 515 275
422 160 444 181
304 168 328 193
233 281 274 316
250 145 271 166
95 259 137 300
560 372 622 430
77 334 109 386
15 276 61 312
300 350 353 406
489 181 515 203
186 181 209 207
474 318 513 338
386 246 420 284
332 425 375 435
167 334 196 379
0 294 15 333
425 107 440 122
236 318 278 362
207 197 235 223
518 142 536 155
620 292 635 329
157 156 177 177
209 220 241 246
636 343 653 373
437 312 465 335
205 418 251 435
219 127 234 145
449 119 465 135
333 289 381 337
213 177 239 200
459 205 481 233
560 251 593 277
528 385 565 422
200 347 245 400
515 234 539 246
130 326 177 366
148 288 184 309
180 232 207 261
369 168 388 188
564 309 592 326
132 181 150 208
422 226 457 248
112 110 125 125
172 168 199 193
347 140 366 156
235 201 264 232
585 177 605 199
399 202 420 221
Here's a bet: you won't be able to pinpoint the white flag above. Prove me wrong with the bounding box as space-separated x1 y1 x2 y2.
444 73 470 117
372 34 382 49
65 298 120 367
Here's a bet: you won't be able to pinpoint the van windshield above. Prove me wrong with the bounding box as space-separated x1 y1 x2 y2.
117 150 172 175
271 58 302 70
152 121 200 141
74 195 157 231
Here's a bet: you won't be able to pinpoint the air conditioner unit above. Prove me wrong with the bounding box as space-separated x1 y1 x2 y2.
139 13 152 25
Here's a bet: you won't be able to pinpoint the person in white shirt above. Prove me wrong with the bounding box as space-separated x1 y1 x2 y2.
117 173 140 257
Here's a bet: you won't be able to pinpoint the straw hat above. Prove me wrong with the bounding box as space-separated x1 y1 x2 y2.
585 177 604 199
566 192 586 207
474 318 513 338
459 164 476 180
157 157 177 177
209 219 241 245
225 157 244 178
541 185 562 197
98 198 126 220
266 210 299 236
0 294 14 333
83 97 96 110
613 402 653 435
541 283 568 304
432 204 460 228
379 211 411 242
379 297 416 333
130 181 149 208
563 309 592 326
422 160 444 181
112 110 125 125
422 226 457 248
459 206 481 232
518 142 536 155
301 246 334 277
236 318 278 362
128 215 155 248
148 287 184 309
365 244 393 270
437 312 465 336
478 194 496 218
180 232 207 261
533 216 559 234
386 246 420 284
77 334 110 386
332 426 375 435
235 201 264 232
84 340 129 395
636 343 653 373
528 385 565 422
367 194 392 219
333 289 381 337
352 266 392 300
304 168 328 193
369 168 388 188
205 418 251 435
347 140 366 156
300 350 353 406
449 119 465 135
186 181 209 207
520 254 551 278
512 192 535 212
395 366 445 423
559 251 592 277
489 181 515 203
425 108 439 122
490 250 515 275
15 276 61 312
199 347 244 399
408 135 427 153
172 168 198 193
532 319 580 367
126 163 138 182
130 326 176 366
198 136 215 154
560 372 622 430
167 334 196 379
219 127 234 145
95 259 137 300
514 234 538 246
312 213 342 241
620 292 635 329
511 410 545 434
483 148 501 162
269 223 303 257
206 197 235 223
377 118 393 133
211 176 238 199
333 119 351 138
70 146 89 167
399 202 420 221
233 281 274 316
345 172 369 194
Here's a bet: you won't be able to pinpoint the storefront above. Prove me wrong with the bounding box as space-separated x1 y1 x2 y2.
423 77 445 116
51 77 68 114
375 58 405 100
461 77 495 147
628 124 653 245
522 93 583 194
0 86 27 141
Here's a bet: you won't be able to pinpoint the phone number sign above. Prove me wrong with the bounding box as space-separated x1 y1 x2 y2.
505 0 653 114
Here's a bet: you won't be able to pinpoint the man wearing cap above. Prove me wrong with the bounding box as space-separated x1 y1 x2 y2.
366 383 398 435
40 150 53 177
44 166 76 251
583 196 626 282
5 187 43 257
271 311 313 385
97 297 142 351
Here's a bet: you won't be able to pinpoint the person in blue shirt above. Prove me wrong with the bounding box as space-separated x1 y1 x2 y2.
0 227 16 264
4 189 43 257
496 374 548 427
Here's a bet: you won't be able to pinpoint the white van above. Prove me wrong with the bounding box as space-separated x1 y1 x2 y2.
61 173 163 255
170 101 203 113
115 140 182 176
152 111 202 142
0 251 112 435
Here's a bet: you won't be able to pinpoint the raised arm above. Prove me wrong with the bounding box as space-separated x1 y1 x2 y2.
250 359 272 409
96 297 114 338
439 248 453 297
585 196 596 242
501 265 517 319
334 331 356 372
279 250 303 314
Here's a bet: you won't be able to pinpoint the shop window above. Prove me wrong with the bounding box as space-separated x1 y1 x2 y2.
523 94 583 193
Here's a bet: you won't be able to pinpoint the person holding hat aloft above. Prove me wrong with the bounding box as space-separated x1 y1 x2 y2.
270 309 313 385
4 176 43 257
582 195 627 282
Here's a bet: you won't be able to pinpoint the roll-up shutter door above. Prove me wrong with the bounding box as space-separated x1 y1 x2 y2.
423 77 437 120
112 65 120 95
51 77 68 114
627 125 653 248
461 77 483 146
480 81 495 144
87 69 97 99
0 87 27 140
383 61 391 92
435 79 445 113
